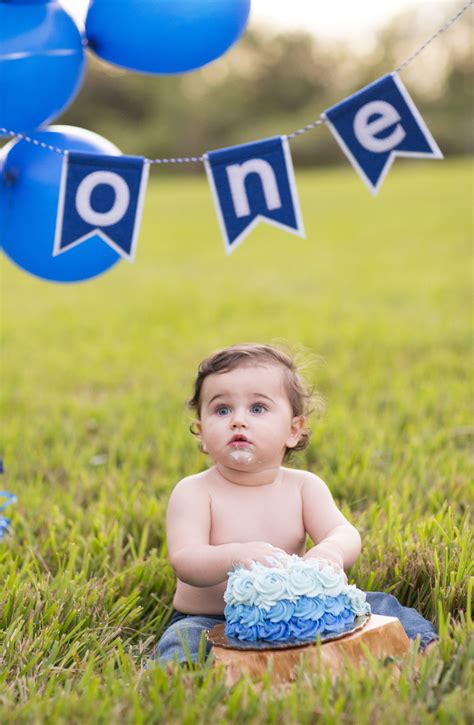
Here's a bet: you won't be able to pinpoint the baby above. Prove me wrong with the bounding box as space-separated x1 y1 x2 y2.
151 343 438 667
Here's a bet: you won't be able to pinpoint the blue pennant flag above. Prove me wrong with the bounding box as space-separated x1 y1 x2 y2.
322 72 443 195
204 136 305 253
54 153 149 261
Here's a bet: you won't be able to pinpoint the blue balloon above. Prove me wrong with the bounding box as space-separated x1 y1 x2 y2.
0 126 123 283
0 1 85 132
86 0 251 74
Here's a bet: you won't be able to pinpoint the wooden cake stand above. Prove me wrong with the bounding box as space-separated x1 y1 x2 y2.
208 614 410 686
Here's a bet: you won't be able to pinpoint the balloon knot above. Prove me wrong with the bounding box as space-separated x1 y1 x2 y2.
3 169 17 186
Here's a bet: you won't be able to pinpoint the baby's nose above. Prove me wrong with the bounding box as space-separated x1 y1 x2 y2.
231 413 248 428
231 420 247 429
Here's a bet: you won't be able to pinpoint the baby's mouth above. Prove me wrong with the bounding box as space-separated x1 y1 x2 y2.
228 434 252 448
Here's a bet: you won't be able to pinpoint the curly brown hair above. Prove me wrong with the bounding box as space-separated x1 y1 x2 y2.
187 343 320 461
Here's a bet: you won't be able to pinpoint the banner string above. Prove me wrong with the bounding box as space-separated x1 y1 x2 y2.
0 0 471 165
288 0 472 141
394 0 473 73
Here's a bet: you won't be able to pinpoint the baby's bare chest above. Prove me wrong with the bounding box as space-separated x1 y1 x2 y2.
208 484 306 552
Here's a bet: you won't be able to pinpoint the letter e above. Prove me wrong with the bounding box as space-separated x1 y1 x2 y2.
353 101 406 153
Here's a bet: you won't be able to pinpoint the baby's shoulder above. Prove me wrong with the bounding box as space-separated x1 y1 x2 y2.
282 466 326 486
171 469 213 496
281 467 328 491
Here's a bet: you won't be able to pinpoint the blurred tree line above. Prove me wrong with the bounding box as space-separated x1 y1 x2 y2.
59 3 472 169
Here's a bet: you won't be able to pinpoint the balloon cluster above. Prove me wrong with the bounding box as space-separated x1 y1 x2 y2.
0 0 251 282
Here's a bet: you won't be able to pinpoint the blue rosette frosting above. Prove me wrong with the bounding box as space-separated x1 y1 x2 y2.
224 553 370 642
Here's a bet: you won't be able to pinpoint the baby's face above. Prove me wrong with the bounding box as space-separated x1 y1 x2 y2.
197 363 304 473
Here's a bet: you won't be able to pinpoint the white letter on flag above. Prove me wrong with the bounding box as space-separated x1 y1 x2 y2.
75 171 130 226
226 159 282 218
353 100 406 153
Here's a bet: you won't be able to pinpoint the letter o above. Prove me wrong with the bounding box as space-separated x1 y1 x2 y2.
75 171 130 226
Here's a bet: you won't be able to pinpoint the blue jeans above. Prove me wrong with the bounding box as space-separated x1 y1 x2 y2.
148 592 439 667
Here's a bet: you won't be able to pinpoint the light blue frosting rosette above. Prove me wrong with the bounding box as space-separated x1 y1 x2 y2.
322 593 347 616
267 599 294 623
232 604 264 627
293 595 325 620
224 603 255 624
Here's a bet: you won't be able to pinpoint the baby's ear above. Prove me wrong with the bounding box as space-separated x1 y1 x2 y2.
286 416 305 448
189 420 208 454
189 420 202 437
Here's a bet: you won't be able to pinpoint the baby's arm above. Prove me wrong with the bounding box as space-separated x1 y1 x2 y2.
166 477 285 587
166 477 236 586
301 473 361 570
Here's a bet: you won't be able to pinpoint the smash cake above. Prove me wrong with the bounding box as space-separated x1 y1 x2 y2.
224 553 370 643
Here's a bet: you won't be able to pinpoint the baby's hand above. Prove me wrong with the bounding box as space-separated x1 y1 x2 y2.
231 542 287 570
303 547 348 584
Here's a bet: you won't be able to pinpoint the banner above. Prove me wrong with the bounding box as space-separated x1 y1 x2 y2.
3 2 469 281
204 136 305 253
322 72 443 195
54 152 149 261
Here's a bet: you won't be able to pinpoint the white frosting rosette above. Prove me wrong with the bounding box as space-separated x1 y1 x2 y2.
345 584 371 615
287 562 325 597
251 564 294 609
224 567 260 607
313 564 345 597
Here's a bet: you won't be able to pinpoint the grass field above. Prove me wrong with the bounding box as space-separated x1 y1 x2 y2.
0 158 472 722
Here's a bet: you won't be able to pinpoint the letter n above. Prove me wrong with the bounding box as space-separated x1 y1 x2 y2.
226 159 282 218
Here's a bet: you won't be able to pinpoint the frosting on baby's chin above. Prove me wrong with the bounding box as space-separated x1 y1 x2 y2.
228 448 254 464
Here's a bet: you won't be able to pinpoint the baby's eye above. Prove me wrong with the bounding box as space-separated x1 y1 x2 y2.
215 405 231 416
251 403 267 414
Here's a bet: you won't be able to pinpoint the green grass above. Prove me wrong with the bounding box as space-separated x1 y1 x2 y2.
0 158 472 722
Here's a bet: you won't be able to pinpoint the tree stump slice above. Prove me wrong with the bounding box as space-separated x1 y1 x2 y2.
210 614 410 686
